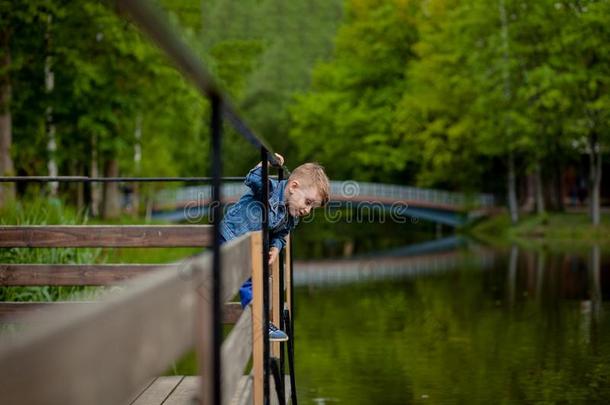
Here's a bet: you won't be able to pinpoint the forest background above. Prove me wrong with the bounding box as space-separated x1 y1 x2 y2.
0 0 608 224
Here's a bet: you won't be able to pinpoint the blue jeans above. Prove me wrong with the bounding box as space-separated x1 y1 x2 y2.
218 235 252 308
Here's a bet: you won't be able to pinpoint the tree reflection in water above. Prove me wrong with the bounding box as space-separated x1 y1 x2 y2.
294 244 610 404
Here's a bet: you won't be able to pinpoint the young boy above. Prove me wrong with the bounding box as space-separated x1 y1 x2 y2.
219 154 330 341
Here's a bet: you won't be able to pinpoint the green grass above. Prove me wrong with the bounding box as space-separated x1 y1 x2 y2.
0 200 105 301
0 200 205 301
467 210 610 252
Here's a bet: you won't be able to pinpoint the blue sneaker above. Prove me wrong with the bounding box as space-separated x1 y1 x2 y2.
269 323 289 342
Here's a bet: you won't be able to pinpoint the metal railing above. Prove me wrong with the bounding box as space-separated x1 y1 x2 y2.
153 181 496 211
0 0 295 404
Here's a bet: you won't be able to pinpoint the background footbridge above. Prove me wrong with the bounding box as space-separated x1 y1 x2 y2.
152 181 496 227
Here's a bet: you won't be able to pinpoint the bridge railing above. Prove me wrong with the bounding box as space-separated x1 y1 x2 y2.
329 181 495 208
153 181 496 211
0 226 291 404
1 0 298 401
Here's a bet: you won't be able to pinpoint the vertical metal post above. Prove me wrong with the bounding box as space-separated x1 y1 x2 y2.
288 237 297 405
260 148 270 404
277 168 286 400
289 234 295 339
210 94 222 405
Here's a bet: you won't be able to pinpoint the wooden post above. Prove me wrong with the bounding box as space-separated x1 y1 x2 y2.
250 232 264 405
271 258 280 357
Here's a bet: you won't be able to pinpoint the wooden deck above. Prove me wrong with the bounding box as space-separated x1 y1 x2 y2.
128 375 289 405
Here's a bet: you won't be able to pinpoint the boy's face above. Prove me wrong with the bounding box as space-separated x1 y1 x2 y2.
284 179 323 217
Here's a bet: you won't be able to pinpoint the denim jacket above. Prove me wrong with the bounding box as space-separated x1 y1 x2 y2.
220 165 298 250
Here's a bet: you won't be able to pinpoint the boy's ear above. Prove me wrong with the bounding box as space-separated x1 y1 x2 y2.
289 179 300 191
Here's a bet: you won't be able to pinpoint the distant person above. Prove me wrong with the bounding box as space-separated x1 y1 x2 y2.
219 153 330 341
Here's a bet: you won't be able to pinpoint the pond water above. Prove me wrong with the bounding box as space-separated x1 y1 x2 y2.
291 221 610 404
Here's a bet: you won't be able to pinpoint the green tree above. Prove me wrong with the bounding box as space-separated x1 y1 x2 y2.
0 0 51 207
557 0 610 225
289 0 419 181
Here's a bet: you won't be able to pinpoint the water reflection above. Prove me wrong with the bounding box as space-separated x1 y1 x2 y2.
294 241 610 404
293 236 494 287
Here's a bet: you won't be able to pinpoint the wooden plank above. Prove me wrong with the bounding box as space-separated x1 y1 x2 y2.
0 264 168 286
270 374 279 405
271 259 280 357
0 254 211 405
0 301 242 324
0 225 213 247
0 301 99 320
126 378 156 405
250 232 264 405
220 234 253 303
231 374 288 405
221 306 252 404
230 376 252 405
163 376 199 405
231 373 288 405
196 233 254 405
223 302 243 324
284 376 291 405
130 377 183 405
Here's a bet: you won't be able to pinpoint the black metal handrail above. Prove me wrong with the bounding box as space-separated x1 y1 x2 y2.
0 176 248 183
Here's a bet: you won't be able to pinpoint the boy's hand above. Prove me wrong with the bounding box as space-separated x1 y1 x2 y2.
256 153 284 168
268 247 280 265
271 153 284 167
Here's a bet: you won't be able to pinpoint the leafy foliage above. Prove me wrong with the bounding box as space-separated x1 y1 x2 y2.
1 0 609 210
290 0 609 197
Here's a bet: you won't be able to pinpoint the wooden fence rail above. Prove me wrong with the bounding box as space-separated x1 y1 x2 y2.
0 251 203 404
0 225 213 247
0 301 244 324
0 264 166 285
0 226 291 405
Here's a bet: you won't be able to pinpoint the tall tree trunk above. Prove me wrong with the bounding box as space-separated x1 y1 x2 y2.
534 161 545 215
102 158 120 219
90 134 101 217
0 29 15 208
45 14 58 197
552 139 564 211
499 0 518 224
588 132 601 226
522 171 535 213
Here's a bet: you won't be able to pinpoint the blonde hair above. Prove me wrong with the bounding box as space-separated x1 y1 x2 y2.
288 163 330 206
